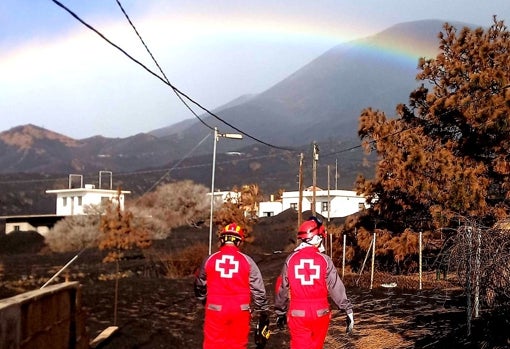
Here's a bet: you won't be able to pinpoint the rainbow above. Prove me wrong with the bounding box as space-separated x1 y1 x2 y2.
141 12 442 68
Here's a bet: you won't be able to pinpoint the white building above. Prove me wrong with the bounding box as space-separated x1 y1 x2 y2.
46 184 129 216
2 173 129 236
258 187 367 218
208 190 240 205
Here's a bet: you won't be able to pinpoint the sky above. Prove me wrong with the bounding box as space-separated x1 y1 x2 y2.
1 1 509 139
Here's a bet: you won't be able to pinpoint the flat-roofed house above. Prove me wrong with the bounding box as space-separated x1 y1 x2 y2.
2 173 129 236
258 187 367 218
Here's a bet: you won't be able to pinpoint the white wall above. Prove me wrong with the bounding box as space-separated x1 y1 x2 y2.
5 222 50 236
46 188 129 216
259 201 283 217
259 189 367 218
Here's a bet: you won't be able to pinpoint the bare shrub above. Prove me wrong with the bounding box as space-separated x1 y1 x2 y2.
214 184 263 240
448 224 510 308
129 204 169 240
98 191 152 325
99 194 151 263
153 243 208 278
131 180 210 239
45 214 101 252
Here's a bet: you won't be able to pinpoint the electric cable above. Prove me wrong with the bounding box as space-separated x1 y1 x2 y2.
114 0 212 131
0 148 297 187
320 84 510 159
50 0 294 151
141 132 211 195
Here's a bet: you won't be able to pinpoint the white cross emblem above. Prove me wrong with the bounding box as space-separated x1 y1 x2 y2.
215 255 239 278
295 259 320 285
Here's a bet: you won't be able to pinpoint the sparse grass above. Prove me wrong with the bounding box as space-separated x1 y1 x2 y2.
354 328 414 349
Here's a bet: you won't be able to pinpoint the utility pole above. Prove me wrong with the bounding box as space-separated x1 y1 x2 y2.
327 165 331 223
312 142 319 216
335 159 338 190
327 165 331 257
298 153 304 230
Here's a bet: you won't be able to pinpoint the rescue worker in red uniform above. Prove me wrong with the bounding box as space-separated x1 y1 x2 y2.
274 217 354 349
194 223 269 349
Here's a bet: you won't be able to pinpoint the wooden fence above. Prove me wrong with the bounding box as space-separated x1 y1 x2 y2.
0 282 88 349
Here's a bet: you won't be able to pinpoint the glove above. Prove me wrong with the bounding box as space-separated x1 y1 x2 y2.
346 312 354 333
276 314 287 330
254 312 270 348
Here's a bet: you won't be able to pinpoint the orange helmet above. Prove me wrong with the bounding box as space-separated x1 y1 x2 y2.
220 223 245 245
297 217 326 241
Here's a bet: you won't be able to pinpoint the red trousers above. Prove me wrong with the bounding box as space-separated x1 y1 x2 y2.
288 309 331 349
203 304 251 349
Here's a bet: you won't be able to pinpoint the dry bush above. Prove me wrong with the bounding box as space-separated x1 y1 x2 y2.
449 225 510 307
128 205 169 240
355 226 373 252
131 180 210 239
152 243 208 278
99 197 151 263
45 214 101 252
339 218 435 274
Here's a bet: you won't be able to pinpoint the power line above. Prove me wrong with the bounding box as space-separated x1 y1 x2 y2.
141 132 211 195
50 0 294 151
114 0 212 131
0 148 297 186
320 85 510 159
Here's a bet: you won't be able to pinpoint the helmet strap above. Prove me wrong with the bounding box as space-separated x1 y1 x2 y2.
221 235 241 246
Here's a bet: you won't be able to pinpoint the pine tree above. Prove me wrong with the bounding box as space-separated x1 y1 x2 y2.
357 17 510 231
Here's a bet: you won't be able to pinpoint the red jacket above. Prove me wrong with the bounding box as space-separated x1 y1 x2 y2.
195 244 268 312
275 245 352 316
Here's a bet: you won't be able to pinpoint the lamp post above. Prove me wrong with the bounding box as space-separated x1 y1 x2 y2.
208 127 243 255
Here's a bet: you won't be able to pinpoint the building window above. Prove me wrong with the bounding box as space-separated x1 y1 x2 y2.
321 202 329 212
63 197 67 207
263 212 274 217
14 225 20 231
290 203 298 210
77 196 83 206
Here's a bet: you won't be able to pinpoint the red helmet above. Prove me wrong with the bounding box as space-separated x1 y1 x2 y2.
298 217 327 241
318 225 326 240
220 223 245 244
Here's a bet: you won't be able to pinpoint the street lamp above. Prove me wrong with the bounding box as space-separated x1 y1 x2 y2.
209 127 243 255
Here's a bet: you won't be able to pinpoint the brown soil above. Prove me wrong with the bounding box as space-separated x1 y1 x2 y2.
1 212 509 348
